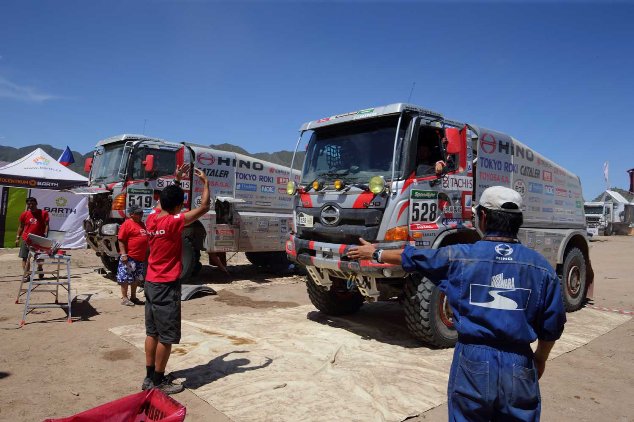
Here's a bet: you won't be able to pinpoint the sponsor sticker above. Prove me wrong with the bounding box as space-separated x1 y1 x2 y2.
237 183 257 192
411 190 437 200
298 213 314 228
513 180 526 197
157 178 191 189
441 175 473 191
528 182 543 194
410 222 439 231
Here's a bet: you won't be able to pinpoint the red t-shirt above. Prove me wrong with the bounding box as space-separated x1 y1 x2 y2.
117 219 149 261
145 212 185 283
19 209 49 241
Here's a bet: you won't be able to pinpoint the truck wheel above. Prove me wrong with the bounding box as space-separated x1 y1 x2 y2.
100 255 119 274
246 251 291 272
179 238 196 282
306 271 364 316
561 247 587 312
403 274 457 348
604 224 612 236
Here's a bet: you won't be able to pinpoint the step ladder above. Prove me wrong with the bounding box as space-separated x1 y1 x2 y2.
16 235 72 327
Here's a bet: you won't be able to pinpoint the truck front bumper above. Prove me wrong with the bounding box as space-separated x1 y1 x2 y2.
84 219 120 258
286 234 407 278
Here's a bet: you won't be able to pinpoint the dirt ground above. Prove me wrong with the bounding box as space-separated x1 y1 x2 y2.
0 237 633 421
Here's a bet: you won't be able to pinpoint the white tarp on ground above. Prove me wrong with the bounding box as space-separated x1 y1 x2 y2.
31 189 88 249
110 304 631 422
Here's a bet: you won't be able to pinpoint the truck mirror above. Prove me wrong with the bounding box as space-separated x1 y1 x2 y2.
445 128 463 155
143 154 155 173
84 157 93 173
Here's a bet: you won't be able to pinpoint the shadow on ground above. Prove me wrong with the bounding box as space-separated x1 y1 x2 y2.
170 351 273 389
307 301 436 349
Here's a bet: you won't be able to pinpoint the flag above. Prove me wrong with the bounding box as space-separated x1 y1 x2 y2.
603 161 609 184
58 146 75 167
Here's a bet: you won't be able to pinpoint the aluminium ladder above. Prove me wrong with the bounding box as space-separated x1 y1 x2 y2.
17 250 72 326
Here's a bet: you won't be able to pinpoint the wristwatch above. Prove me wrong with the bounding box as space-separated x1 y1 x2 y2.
372 248 384 263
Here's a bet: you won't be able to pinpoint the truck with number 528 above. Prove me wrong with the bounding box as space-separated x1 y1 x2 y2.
81 134 299 279
285 103 594 347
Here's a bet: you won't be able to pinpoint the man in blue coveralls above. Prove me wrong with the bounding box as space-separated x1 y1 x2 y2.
348 186 566 422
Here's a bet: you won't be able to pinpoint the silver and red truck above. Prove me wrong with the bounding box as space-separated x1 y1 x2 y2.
285 103 593 347
82 134 298 279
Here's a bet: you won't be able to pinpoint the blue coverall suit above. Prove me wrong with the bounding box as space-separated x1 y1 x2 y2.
401 239 566 422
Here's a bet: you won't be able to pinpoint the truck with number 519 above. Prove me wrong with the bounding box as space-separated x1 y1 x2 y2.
285 103 594 347
81 134 298 279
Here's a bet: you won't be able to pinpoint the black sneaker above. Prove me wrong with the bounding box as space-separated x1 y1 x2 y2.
141 377 153 391
155 378 184 395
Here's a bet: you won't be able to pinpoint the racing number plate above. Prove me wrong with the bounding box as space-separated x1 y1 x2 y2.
410 190 438 223
298 212 314 228
127 188 153 209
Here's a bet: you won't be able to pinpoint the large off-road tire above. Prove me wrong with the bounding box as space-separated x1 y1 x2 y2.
100 255 119 274
560 247 587 312
179 238 197 282
604 224 613 236
306 271 364 316
245 251 291 272
403 274 457 348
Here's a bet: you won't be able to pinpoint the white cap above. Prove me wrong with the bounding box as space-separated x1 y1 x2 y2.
478 186 523 213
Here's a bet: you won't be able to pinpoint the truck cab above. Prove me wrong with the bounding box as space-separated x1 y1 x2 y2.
83 134 189 274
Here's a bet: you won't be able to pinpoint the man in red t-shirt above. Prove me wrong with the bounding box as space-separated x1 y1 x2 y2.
142 165 210 395
16 197 49 273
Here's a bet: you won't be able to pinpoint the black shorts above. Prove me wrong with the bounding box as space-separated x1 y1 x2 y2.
18 241 30 259
145 280 181 344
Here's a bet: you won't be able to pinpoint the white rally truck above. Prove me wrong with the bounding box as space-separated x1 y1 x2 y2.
285 103 594 347
584 202 612 236
82 134 299 279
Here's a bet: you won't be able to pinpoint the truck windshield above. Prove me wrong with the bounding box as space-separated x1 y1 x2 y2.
90 144 126 185
302 117 403 183
584 206 604 214
129 147 177 180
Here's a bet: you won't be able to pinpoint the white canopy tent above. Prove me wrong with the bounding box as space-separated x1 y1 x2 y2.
0 148 88 190
0 148 89 248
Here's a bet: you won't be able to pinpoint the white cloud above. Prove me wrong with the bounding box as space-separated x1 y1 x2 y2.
0 75 60 103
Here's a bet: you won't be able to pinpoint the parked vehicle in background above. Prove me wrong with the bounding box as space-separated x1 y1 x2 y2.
586 190 634 236
286 103 594 347
82 134 299 279
584 201 612 236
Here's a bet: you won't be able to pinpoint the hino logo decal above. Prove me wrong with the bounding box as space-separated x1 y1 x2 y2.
320 205 340 226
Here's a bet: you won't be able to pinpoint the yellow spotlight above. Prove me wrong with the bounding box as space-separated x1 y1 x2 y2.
111 193 127 210
334 179 345 190
286 181 297 195
384 225 409 241
312 180 322 191
368 176 385 194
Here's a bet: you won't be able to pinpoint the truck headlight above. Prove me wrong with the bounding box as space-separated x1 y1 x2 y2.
100 223 119 236
286 181 297 195
369 176 385 194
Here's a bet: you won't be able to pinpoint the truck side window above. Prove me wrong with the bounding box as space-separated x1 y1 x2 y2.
415 127 444 176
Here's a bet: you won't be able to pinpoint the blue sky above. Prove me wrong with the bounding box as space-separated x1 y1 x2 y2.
1 0 633 199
